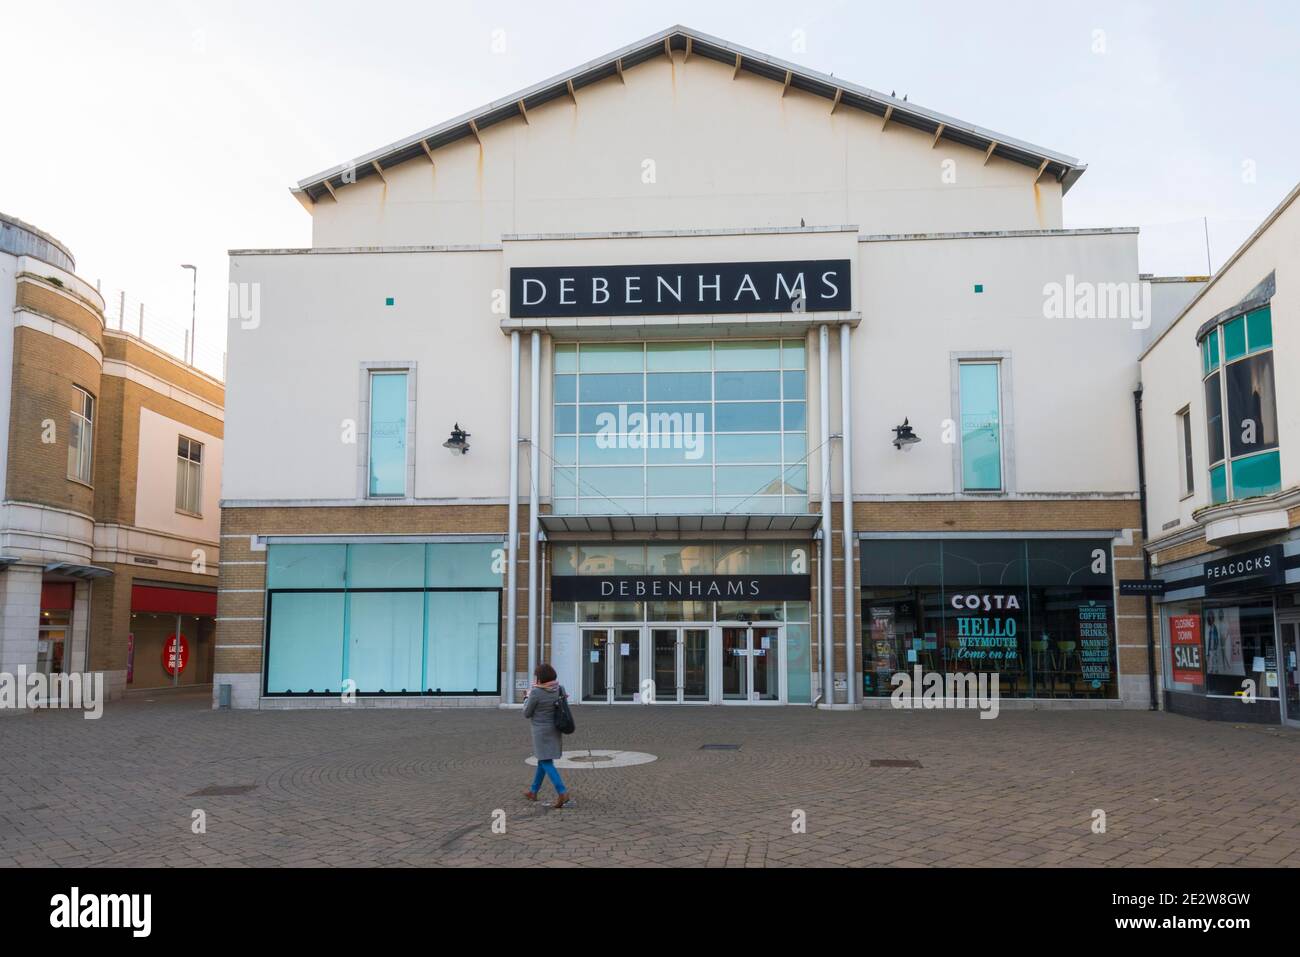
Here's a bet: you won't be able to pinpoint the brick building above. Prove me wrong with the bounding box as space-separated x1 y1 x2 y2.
219 25 1152 712
0 212 224 701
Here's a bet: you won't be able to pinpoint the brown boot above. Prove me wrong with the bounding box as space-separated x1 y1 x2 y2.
553 791 570 809
523 790 537 802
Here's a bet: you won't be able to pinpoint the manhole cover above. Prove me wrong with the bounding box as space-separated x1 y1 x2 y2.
699 744 741 751
188 784 257 796
527 750 657 769
870 759 922 769
569 754 615 763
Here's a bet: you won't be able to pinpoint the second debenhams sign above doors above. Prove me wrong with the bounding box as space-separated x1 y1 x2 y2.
509 259 852 318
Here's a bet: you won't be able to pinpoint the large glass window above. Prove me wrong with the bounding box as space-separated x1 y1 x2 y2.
67 385 94 485
860 538 1117 699
264 542 501 695
958 363 1002 491
1199 305 1279 505
368 372 408 497
552 339 807 515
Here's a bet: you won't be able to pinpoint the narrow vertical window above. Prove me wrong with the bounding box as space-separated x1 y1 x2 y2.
368 371 408 496
959 362 1002 491
68 386 94 484
1176 408 1194 497
176 436 203 514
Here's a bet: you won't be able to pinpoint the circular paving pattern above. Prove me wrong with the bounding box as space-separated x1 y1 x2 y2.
526 749 658 769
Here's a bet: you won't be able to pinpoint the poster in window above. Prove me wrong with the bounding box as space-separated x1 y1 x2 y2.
1204 607 1244 676
1169 614 1203 686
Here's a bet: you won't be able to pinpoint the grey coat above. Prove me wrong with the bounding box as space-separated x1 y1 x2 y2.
523 684 566 761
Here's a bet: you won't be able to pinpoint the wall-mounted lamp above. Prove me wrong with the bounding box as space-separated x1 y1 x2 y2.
443 423 471 455
892 419 921 451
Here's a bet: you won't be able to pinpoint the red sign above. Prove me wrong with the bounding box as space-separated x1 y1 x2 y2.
162 634 190 676
1169 615 1203 686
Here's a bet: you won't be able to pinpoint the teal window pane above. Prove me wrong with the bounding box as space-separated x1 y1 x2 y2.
716 433 782 463
554 405 576 434
1223 317 1246 362
1230 451 1281 499
716 402 780 432
579 404 644 433
368 372 407 496
786 600 811 620
553 374 576 403
266 592 345 693
579 435 644 465
1209 463 1228 505
1247 306 1272 351
578 373 644 403
715 542 790 572
579 497 642 515
580 467 645 498
782 370 806 399
784 622 812 703
960 363 1002 490
784 433 807 463
717 495 782 513
579 342 643 372
427 591 499 692
552 498 577 515
646 496 715 513
647 435 711 464
1207 331 1220 368
783 496 809 513
646 372 711 401
782 339 806 370
717 464 783 495
647 403 711 432
1200 338 1210 376
427 543 501 587
715 370 780 400
347 592 423 692
715 340 780 370
647 341 711 371
783 401 807 431
267 544 346 588
646 465 713 496
554 343 577 373
347 543 424 588
646 543 716 573
553 435 576 465
782 465 809 494
553 469 577 497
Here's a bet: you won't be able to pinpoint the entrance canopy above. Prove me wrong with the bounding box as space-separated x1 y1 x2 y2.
539 512 821 538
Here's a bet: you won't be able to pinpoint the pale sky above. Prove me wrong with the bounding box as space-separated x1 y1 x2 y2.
4 0 1298 379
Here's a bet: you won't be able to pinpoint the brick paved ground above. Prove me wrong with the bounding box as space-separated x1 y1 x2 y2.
1 691 1297 867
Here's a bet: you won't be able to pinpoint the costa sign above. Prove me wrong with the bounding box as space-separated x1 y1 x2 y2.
509 259 852 318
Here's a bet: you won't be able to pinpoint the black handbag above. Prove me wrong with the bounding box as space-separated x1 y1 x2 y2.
553 686 576 735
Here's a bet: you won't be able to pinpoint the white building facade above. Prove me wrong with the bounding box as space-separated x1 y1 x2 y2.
219 26 1153 712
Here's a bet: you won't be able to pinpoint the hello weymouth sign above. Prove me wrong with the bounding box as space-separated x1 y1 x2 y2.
509 259 852 318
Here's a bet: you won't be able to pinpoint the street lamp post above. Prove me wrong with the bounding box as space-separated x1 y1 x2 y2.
181 264 197 365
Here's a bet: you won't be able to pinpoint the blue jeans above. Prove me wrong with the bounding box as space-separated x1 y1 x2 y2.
530 759 567 794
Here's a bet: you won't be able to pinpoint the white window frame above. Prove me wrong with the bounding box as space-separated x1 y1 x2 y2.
950 352 1015 495
176 435 204 516
1175 406 1195 500
68 385 95 486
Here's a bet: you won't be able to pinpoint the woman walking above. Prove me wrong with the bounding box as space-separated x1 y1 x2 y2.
523 663 570 808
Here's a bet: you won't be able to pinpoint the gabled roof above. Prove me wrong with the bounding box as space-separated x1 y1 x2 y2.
294 24 1086 204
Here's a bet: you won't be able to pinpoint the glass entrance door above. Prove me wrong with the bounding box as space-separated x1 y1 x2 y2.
582 627 642 702
649 627 711 703
722 625 781 702
1281 618 1300 727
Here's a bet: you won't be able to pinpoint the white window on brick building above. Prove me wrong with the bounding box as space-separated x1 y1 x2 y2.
67 385 94 485
176 435 203 515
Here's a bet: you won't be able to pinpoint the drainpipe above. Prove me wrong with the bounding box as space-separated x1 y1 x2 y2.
840 323 855 707
527 331 541 683
506 332 520 705
819 324 834 706
1133 385 1158 711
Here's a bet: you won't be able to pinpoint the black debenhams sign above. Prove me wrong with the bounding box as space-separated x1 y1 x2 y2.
552 575 810 603
509 260 852 318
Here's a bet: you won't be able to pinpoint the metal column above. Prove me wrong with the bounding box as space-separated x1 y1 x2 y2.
840 322 855 706
506 332 520 704
527 331 541 683
819 324 834 705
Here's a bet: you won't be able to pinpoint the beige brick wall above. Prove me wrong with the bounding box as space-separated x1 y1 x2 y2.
16 278 104 346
